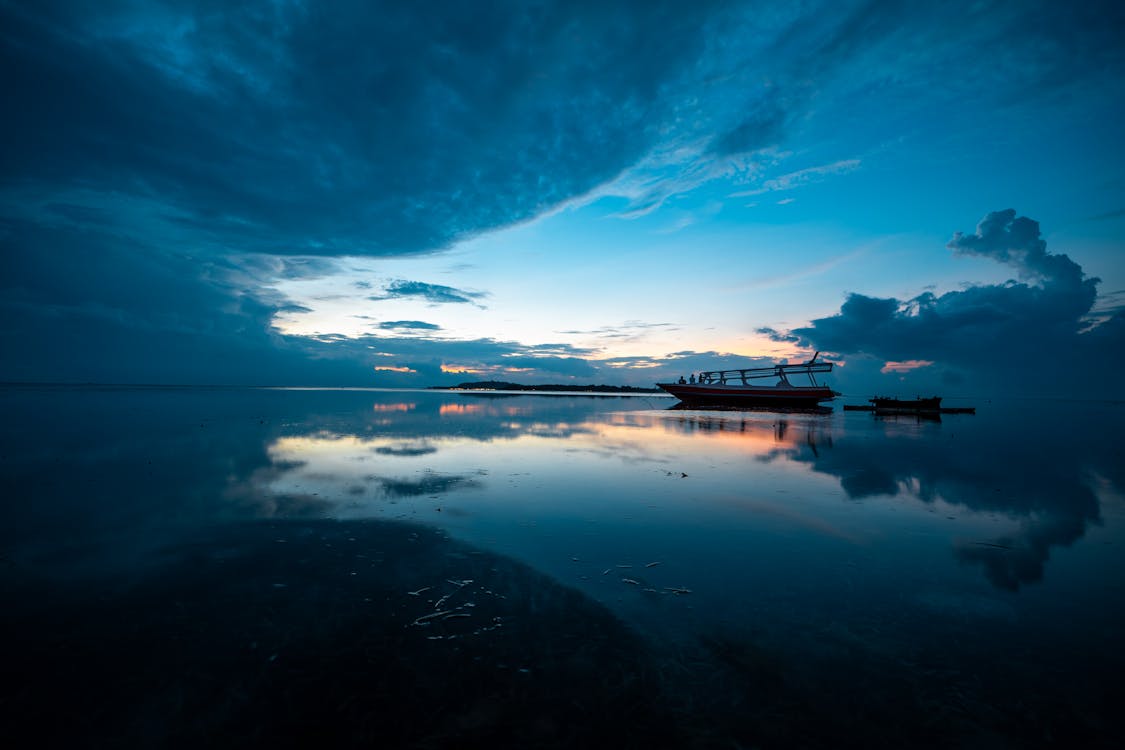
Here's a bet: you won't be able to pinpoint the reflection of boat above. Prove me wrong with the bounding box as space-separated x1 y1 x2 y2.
668 403 833 415
870 396 942 410
875 410 942 423
657 353 838 407
845 399 976 415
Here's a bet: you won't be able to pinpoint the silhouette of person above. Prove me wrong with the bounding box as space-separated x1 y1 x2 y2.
678 376 686 384
689 374 696 384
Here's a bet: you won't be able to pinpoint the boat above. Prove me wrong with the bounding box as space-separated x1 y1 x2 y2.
657 352 838 406
869 396 942 411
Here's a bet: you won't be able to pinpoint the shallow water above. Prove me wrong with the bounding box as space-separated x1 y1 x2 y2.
2 386 1123 747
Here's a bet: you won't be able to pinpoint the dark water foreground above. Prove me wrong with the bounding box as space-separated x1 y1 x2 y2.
3 520 677 748
1 386 1123 748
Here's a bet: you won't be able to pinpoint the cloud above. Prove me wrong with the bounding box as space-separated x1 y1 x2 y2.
1 0 728 257
4 3 1124 388
707 100 789 157
880 360 933 374
731 159 861 197
783 210 1123 395
376 320 442 331
556 322 679 341
756 327 801 344
493 356 597 377
946 209 1086 286
1088 207 1125 222
371 281 487 306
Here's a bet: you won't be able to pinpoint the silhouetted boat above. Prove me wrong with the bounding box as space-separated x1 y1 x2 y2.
658 353 838 406
870 396 942 410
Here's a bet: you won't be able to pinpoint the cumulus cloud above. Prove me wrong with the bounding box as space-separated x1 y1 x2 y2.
947 209 1086 286
785 210 1123 395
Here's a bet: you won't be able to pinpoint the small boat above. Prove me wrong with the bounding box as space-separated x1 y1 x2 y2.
870 396 942 411
657 353 838 406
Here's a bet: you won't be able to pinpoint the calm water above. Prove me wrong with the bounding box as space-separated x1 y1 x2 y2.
2 386 1123 747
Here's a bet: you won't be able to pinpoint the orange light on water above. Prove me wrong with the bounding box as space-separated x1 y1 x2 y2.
371 403 415 412
439 403 487 416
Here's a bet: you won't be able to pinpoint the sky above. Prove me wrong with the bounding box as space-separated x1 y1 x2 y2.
2 0 1124 396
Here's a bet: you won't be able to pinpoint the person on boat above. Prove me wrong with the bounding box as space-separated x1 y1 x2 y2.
678 376 686 384
689 374 696 384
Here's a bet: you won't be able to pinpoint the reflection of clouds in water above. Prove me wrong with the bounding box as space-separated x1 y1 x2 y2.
439 402 535 417
953 513 1090 591
238 401 652 520
914 591 1017 621
372 471 483 498
717 496 864 543
653 405 1120 592
226 435 488 518
373 442 438 457
371 402 416 413
224 466 335 519
497 421 594 439
563 439 670 465
790 413 1111 592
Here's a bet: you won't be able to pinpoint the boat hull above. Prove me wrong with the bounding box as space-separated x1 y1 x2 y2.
657 383 837 406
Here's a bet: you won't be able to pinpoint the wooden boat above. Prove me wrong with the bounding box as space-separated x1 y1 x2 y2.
657 353 838 406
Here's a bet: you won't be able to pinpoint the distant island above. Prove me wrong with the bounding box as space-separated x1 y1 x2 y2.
429 380 662 393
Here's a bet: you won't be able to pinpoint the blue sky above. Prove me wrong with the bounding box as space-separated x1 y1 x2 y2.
2 0 1124 395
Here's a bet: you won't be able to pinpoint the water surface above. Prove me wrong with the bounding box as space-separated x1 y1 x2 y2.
2 387 1123 747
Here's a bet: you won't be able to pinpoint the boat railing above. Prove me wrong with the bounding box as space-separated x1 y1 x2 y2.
697 362 833 386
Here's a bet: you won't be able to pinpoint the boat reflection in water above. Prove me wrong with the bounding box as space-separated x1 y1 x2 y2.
2 387 1123 747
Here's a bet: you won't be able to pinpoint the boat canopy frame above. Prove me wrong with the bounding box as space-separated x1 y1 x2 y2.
697 354 833 388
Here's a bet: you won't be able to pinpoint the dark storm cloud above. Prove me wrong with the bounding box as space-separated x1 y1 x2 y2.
1 0 726 257
371 281 487 306
233 255 343 282
785 211 1124 395
0 218 370 385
